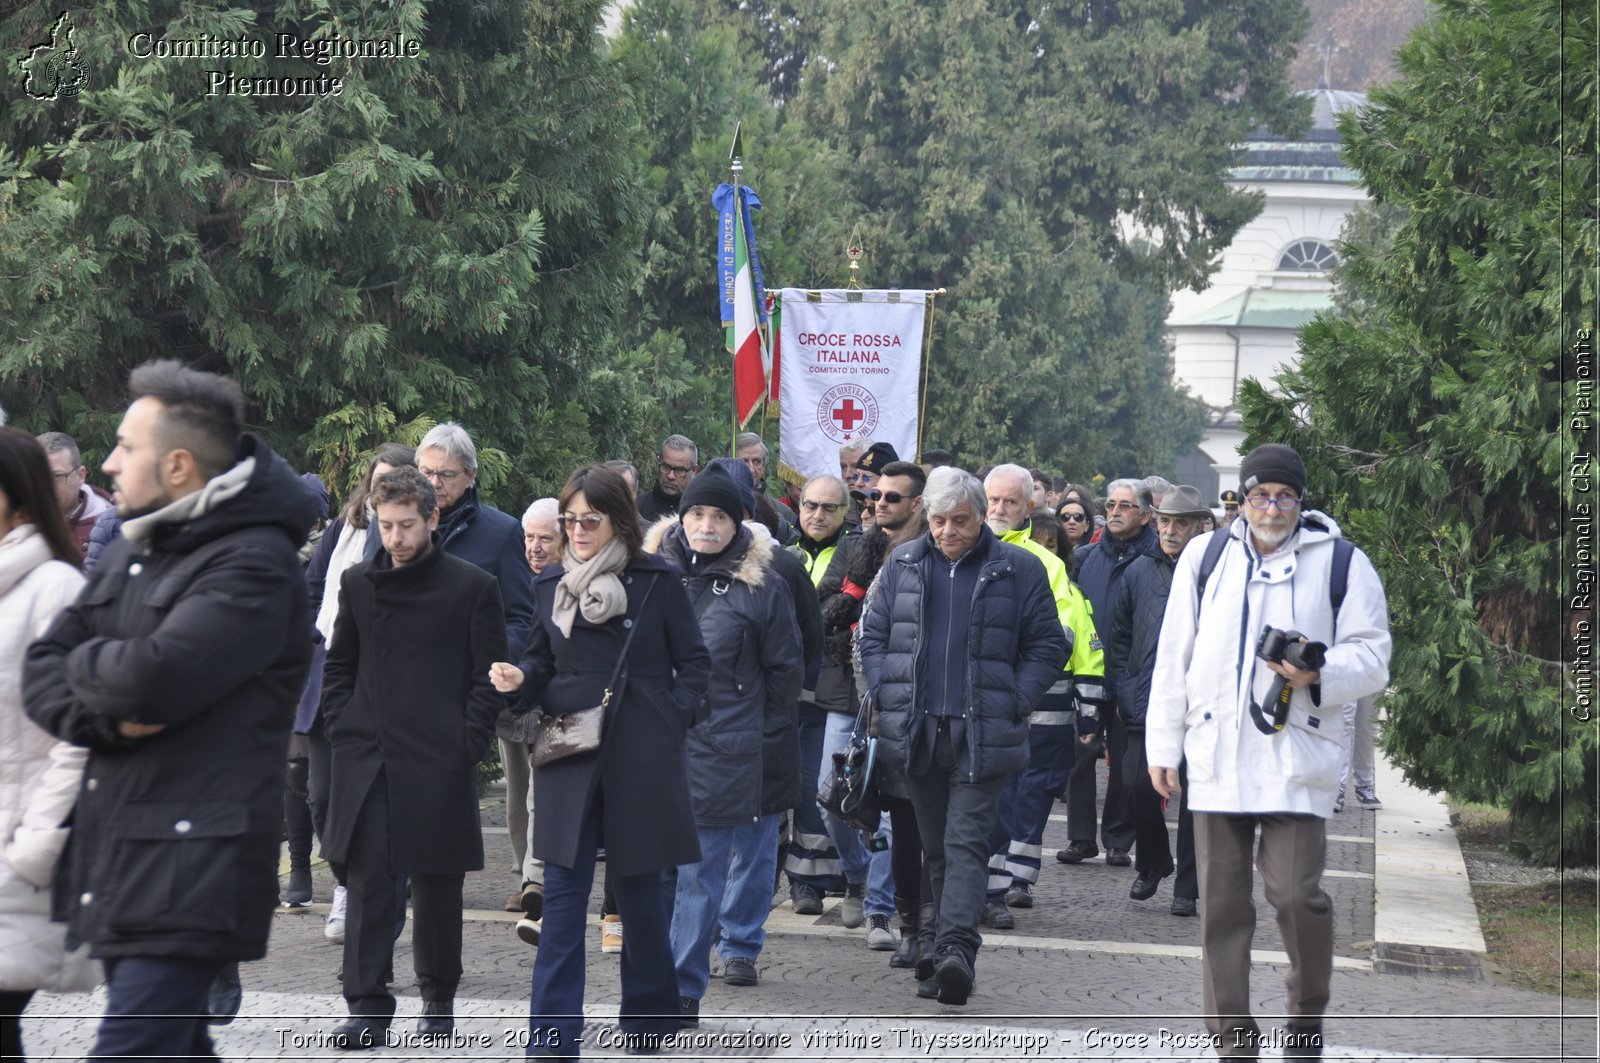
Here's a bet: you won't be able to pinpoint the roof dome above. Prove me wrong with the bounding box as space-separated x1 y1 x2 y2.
1234 87 1368 184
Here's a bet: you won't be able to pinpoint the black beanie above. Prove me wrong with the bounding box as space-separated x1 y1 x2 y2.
855 441 899 477
1238 444 1306 496
678 463 745 521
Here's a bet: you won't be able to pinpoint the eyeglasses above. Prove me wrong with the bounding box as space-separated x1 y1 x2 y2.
1245 493 1301 511
658 462 694 477
51 470 79 484
560 513 608 530
1059 512 1087 523
1103 500 1140 512
800 500 844 514
868 489 916 504
419 467 463 483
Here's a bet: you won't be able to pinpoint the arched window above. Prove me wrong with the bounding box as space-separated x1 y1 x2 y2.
1277 239 1339 272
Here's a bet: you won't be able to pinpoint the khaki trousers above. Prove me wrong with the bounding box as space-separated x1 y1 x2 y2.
1194 812 1333 1057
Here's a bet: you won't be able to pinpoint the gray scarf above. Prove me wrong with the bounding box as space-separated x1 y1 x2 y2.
552 535 629 637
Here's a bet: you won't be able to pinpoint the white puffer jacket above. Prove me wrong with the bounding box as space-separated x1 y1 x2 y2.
0 524 98 993
1145 512 1392 817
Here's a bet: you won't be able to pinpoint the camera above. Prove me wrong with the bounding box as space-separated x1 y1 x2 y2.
1250 628 1328 735
1255 628 1327 673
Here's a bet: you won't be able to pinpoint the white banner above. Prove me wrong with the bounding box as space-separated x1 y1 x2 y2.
777 288 926 484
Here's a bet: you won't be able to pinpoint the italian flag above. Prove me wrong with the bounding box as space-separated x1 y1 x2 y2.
730 186 768 427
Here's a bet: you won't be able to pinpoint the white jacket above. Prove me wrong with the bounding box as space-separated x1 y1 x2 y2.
1145 512 1391 817
0 524 98 993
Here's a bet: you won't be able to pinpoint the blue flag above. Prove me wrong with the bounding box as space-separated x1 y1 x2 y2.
714 183 768 327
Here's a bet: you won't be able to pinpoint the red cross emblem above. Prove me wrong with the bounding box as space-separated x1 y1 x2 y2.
832 399 866 431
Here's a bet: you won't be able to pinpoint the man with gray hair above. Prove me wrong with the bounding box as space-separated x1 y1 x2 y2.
638 434 699 523
1058 477 1158 868
36 430 115 563
604 459 639 494
415 423 536 673
858 468 1067 1006
497 499 561 921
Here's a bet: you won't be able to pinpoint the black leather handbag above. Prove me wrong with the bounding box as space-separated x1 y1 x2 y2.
818 693 881 832
530 577 655 769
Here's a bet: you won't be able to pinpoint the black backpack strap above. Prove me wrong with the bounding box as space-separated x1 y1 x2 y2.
1193 531 1230 618
1328 538 1355 639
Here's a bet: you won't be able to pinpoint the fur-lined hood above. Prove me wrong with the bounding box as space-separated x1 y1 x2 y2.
642 514 774 588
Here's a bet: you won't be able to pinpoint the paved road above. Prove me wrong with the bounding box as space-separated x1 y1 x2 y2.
21 762 1595 1061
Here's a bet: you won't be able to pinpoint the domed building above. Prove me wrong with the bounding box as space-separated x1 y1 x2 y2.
1168 83 1368 504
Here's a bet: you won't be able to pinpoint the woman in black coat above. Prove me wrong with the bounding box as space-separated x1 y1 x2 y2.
491 465 710 1060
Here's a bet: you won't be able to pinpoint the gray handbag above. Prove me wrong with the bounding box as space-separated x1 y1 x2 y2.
530 576 655 768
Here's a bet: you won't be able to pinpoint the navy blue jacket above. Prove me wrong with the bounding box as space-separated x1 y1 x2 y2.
858 526 1068 782
436 486 536 663
1105 550 1176 729
1073 522 1159 697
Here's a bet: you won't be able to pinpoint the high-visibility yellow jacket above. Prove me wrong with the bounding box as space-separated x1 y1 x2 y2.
1001 524 1108 714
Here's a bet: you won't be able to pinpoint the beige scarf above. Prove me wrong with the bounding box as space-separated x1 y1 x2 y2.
552 535 629 637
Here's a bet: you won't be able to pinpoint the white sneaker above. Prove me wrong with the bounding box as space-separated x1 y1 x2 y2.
600 914 623 954
516 918 541 946
324 885 347 943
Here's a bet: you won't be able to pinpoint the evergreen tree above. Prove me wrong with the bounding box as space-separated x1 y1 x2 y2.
778 0 1307 476
610 0 847 464
1239 0 1595 862
0 0 645 507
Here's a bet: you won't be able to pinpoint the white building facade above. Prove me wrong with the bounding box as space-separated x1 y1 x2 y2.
1168 88 1368 503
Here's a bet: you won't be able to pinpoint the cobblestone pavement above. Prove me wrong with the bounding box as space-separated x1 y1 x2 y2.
22 761 1596 1062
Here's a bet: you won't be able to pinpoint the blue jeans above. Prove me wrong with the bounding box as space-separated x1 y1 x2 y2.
528 803 678 1059
671 824 739 1001
818 711 893 917
718 813 781 964
93 956 224 1061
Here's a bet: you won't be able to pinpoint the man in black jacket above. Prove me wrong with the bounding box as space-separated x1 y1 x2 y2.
318 467 506 1047
24 361 318 1060
415 422 535 669
1059 478 1160 867
637 434 700 523
1104 484 1209 914
858 468 1068 1006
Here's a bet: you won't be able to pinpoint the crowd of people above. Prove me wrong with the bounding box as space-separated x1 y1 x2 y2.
0 364 1391 1061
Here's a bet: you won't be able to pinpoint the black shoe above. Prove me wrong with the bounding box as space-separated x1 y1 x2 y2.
933 950 974 1006
204 963 242 1026
915 976 939 999
1130 864 1174 901
980 902 1015 930
1056 840 1098 863
790 882 823 915
1170 896 1198 917
328 1017 389 1051
678 997 699 1029
723 957 758 986
1004 882 1033 908
285 867 313 908
890 912 920 969
1105 847 1132 867
1284 1023 1324 1058
416 1000 453 1037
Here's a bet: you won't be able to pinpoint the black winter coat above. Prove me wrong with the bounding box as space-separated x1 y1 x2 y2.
858 528 1068 782
1105 551 1176 729
1073 523 1159 696
647 520 804 827
761 543 820 814
317 540 506 873
23 436 317 962
515 555 712 876
435 487 537 663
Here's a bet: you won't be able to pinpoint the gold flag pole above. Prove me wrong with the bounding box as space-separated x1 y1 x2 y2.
917 288 945 462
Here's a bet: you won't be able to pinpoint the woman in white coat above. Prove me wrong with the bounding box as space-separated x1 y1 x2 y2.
0 428 99 1058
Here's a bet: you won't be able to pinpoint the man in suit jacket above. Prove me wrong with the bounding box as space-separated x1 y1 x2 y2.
318 467 506 1048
